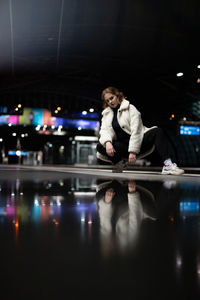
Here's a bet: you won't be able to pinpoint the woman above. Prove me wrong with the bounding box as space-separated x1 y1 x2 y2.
96 86 184 175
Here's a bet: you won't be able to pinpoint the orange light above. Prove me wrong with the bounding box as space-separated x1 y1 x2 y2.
57 107 61 111
15 221 19 228
170 216 174 222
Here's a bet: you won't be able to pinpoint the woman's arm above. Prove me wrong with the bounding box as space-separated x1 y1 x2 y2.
128 105 144 154
99 113 114 147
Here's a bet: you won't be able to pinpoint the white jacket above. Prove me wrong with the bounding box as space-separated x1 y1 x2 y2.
99 99 156 154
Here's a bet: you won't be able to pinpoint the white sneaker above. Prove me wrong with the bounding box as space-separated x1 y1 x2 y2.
162 163 184 175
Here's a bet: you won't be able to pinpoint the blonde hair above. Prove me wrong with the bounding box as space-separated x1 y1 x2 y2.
101 86 125 108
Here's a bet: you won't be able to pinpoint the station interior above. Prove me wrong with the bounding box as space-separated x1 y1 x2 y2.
0 1 200 299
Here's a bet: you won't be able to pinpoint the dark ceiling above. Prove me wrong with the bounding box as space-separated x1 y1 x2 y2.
0 0 200 122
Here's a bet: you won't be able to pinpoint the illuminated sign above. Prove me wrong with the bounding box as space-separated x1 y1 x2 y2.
53 117 99 130
180 200 200 217
180 125 200 135
0 107 99 130
70 112 98 119
8 151 28 156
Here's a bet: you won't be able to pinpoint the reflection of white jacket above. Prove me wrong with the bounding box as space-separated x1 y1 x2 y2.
99 99 156 154
98 199 113 236
97 191 156 253
116 192 148 251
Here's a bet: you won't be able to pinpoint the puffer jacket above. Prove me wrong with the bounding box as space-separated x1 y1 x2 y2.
99 99 156 154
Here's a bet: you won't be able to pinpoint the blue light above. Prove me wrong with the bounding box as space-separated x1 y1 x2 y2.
70 112 98 119
180 126 200 135
75 202 97 212
180 200 200 216
0 106 8 114
8 151 28 156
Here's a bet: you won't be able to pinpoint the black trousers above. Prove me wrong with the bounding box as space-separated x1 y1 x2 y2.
96 128 170 164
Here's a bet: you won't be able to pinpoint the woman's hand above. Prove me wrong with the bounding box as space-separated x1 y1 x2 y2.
105 141 115 157
128 180 136 193
128 152 137 164
105 188 115 203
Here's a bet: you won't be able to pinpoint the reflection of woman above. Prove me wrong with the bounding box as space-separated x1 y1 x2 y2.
96 86 184 175
95 180 156 255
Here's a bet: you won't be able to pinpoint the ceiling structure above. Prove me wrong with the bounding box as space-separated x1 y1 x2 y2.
0 0 200 123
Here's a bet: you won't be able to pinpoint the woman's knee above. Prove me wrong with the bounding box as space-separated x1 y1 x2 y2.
154 127 165 138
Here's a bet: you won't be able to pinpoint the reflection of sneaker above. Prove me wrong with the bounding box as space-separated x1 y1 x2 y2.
163 180 177 189
112 159 127 173
162 163 184 175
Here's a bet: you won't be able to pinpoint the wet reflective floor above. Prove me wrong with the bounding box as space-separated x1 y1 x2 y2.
0 166 200 299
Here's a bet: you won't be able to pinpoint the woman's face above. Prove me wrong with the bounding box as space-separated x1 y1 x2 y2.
104 93 119 108
105 188 115 203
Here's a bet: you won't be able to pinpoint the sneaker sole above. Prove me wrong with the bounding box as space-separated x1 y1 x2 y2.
162 170 185 175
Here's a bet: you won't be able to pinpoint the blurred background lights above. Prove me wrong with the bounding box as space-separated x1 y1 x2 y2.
15 221 19 228
34 199 40 206
176 72 184 77
56 200 61 206
35 125 41 131
16 150 21 156
59 180 64 186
